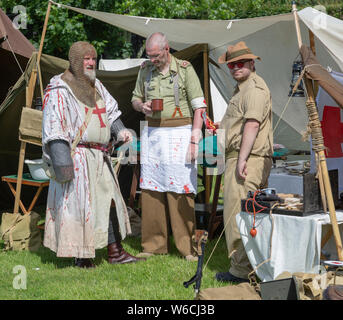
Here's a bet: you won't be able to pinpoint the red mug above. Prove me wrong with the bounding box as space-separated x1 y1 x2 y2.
151 99 163 112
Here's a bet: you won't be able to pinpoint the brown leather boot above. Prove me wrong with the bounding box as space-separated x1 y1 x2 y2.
75 258 96 269
107 241 146 264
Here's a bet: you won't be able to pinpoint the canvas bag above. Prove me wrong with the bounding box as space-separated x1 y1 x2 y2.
196 282 261 300
0 211 41 251
197 273 261 300
19 107 43 146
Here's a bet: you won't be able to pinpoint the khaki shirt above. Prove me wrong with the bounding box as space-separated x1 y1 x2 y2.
220 71 273 157
131 55 205 119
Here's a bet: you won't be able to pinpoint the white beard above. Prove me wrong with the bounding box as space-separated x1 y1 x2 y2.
84 69 96 82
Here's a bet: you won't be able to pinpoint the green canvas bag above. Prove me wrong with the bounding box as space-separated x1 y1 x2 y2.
0 211 42 251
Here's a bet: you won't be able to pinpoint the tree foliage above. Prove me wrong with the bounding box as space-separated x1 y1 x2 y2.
1 0 342 60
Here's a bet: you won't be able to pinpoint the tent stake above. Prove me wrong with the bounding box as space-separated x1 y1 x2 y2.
13 1 52 213
292 1 343 261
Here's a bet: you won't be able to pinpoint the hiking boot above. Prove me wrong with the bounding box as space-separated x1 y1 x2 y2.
215 271 249 283
108 241 146 264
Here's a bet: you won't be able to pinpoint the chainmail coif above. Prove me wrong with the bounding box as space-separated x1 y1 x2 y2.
61 41 97 107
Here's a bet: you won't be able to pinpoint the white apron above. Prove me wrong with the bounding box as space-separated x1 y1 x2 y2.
140 123 197 194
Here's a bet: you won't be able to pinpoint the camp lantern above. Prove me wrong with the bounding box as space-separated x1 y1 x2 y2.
288 60 305 97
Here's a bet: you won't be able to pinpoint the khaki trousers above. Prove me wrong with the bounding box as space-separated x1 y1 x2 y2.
141 189 195 256
223 156 272 279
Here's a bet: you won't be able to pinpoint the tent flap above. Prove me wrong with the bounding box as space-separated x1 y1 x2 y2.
300 45 343 109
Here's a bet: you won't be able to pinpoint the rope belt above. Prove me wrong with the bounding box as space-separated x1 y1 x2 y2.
78 142 110 153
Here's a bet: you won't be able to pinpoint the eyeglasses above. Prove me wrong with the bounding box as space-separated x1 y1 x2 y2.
227 60 250 70
146 48 166 60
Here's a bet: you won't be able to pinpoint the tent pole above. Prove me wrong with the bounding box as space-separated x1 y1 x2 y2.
13 1 52 213
203 46 211 207
309 30 319 97
308 30 327 213
292 1 343 261
37 1 52 64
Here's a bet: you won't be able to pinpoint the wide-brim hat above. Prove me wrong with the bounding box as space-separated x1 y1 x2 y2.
218 41 260 64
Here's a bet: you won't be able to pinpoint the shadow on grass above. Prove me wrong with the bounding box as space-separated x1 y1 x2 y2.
34 246 76 269
33 230 230 272
122 232 231 276
1 206 230 276
33 236 145 268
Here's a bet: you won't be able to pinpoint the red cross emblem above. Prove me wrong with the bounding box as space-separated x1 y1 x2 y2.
320 105 343 158
86 104 106 128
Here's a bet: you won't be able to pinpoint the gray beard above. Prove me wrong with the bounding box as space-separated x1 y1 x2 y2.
84 69 96 82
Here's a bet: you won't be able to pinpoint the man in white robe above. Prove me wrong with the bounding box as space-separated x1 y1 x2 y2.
42 41 145 268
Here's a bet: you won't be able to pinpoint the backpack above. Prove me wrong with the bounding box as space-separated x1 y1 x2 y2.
0 211 42 251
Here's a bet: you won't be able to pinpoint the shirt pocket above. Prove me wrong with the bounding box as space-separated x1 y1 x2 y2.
146 81 158 100
226 97 241 118
163 82 175 99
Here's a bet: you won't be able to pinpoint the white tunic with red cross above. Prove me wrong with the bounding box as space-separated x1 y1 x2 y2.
42 74 130 258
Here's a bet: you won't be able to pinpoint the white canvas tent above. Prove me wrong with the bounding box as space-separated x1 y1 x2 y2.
50 3 343 152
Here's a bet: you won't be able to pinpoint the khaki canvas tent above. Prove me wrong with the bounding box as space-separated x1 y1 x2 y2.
0 8 35 104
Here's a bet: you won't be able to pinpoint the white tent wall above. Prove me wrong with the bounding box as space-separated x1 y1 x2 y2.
53 3 343 151
298 7 343 71
99 58 146 71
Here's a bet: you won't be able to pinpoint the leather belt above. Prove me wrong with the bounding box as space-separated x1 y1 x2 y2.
78 142 110 153
146 116 192 127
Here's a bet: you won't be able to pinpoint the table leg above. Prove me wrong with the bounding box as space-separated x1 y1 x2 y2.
28 185 44 212
6 181 28 214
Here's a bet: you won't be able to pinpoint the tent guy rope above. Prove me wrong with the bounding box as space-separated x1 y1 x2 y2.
4 36 24 74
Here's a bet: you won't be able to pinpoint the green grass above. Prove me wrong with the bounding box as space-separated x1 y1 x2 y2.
0 210 231 300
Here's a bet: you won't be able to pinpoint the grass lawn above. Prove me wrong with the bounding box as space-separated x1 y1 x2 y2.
0 208 231 300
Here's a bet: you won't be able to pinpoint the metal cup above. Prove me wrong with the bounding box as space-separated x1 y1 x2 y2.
151 99 163 112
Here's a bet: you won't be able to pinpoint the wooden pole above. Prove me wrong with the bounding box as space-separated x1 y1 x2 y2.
309 30 319 97
309 32 326 213
292 2 343 261
13 1 52 213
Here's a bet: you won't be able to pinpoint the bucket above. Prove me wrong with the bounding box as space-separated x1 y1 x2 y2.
24 159 49 180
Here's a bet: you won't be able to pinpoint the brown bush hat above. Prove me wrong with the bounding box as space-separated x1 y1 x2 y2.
218 41 261 64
